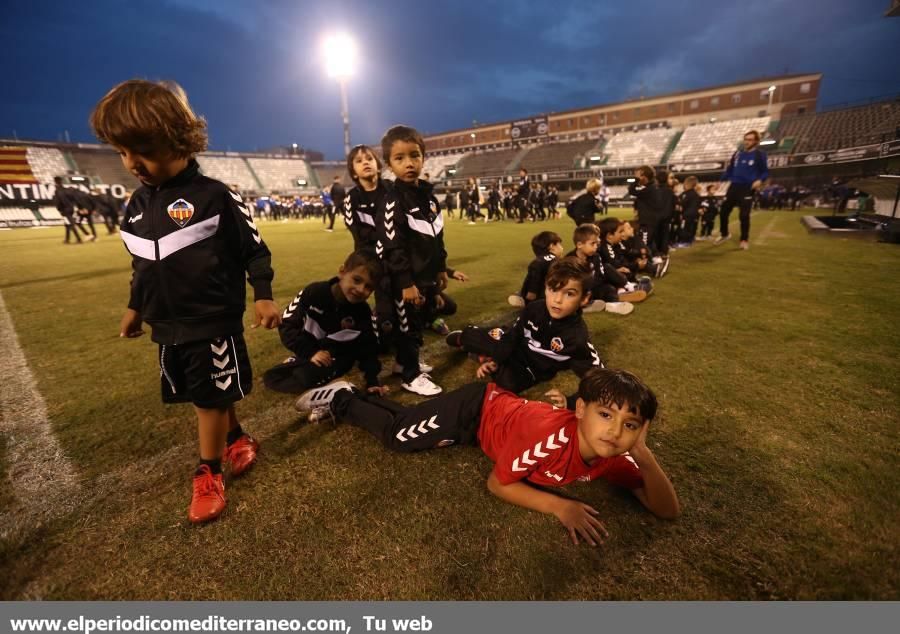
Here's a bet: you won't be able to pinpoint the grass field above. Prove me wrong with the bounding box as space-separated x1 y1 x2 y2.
1 208 898 600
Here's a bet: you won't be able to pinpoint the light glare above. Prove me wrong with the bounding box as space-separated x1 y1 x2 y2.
323 33 357 79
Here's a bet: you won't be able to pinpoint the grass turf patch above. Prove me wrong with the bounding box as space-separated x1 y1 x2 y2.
0 209 898 599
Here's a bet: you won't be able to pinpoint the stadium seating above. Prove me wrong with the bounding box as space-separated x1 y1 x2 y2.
454 148 520 177
246 157 311 191
0 207 40 227
197 155 258 191
776 99 900 153
69 149 141 188
37 206 63 221
25 147 69 184
312 163 348 188
423 154 467 180
668 117 770 163
603 128 679 167
519 140 599 173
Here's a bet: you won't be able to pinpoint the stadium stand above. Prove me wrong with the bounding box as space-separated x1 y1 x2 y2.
602 128 680 168
423 154 467 180
519 139 599 173
775 98 900 153
0 147 37 183
0 207 39 227
454 147 520 177
197 155 258 191
312 162 347 188
36 206 63 223
25 147 70 184
69 148 141 188
246 157 311 191
668 117 770 164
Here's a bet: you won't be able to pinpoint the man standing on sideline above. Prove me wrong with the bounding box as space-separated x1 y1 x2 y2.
714 130 769 250
327 175 345 232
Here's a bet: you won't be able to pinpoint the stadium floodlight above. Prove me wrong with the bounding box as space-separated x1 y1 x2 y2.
767 84 777 115
322 32 357 157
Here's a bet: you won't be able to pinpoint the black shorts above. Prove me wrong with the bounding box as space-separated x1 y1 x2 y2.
159 334 252 408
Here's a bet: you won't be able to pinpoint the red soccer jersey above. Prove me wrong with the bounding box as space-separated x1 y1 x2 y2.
477 383 645 489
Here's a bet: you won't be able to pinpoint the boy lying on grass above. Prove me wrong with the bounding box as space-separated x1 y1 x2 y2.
295 367 680 545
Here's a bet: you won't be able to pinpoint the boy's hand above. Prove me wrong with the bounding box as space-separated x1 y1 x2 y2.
555 499 609 547
476 360 497 379
310 350 333 367
119 309 144 338
451 270 469 282
367 385 390 396
437 271 449 291
402 285 423 306
628 423 652 461
544 389 567 409
253 299 282 329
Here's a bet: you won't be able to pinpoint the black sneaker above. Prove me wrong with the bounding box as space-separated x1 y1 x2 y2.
445 330 463 348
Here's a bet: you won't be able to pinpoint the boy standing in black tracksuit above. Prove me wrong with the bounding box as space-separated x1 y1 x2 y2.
628 166 665 260
677 176 701 247
377 125 447 397
700 185 719 239
263 252 385 401
92 79 282 524
515 168 531 223
447 258 602 409
92 188 121 234
487 182 501 221
328 175 346 232
70 187 99 240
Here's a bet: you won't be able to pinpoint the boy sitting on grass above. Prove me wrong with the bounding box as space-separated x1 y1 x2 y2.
447 258 602 409
263 252 387 409
295 367 680 546
569 223 646 315
508 230 565 308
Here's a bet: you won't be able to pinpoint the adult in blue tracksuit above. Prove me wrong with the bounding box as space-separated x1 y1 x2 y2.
715 130 769 250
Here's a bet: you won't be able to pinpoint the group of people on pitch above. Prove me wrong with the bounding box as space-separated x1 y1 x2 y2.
94 78 679 545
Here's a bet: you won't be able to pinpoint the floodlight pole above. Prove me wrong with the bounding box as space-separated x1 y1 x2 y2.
339 78 351 158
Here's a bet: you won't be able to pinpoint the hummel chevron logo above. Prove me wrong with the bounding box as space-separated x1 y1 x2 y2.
395 415 439 442
215 376 232 390
386 201 395 210
512 427 570 472
344 198 351 209
385 220 394 231
238 204 252 218
229 191 243 202
212 355 230 370
211 341 229 356
385 210 394 221
386 230 395 240
533 442 549 458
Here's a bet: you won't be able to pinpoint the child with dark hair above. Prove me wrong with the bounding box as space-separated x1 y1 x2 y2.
295 367 680 545
515 168 531 223
264 252 385 402
376 125 447 396
618 220 669 279
628 166 667 262
599 218 654 295
91 79 282 524
447 257 602 409
699 185 719 240
343 145 387 254
676 175 701 247
569 223 645 315
508 230 564 308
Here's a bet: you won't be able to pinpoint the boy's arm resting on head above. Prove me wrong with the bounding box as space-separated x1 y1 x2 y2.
628 425 681 519
487 470 609 547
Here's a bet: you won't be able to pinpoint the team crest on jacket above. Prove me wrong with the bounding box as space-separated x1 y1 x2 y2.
341 316 355 330
488 328 504 341
550 336 564 352
167 199 194 227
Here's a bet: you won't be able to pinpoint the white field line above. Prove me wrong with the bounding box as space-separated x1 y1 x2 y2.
754 216 780 246
0 290 82 541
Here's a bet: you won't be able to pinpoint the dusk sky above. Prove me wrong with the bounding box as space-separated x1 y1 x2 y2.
3 0 899 159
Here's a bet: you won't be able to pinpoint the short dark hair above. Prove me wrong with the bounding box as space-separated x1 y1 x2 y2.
342 251 382 283
637 165 656 183
577 367 658 422
545 257 592 297
531 231 562 256
598 217 621 240
745 130 761 141
346 144 383 183
519 167 528 174
90 79 207 157
573 222 600 245
381 125 425 161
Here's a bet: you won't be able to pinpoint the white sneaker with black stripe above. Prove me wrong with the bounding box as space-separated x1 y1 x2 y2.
294 380 355 417
401 373 442 396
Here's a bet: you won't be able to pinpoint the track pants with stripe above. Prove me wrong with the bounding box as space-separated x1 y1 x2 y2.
392 284 437 383
720 184 753 241
459 327 539 394
332 382 487 452
262 354 358 394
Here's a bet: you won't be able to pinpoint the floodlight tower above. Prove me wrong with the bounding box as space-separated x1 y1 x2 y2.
323 33 357 157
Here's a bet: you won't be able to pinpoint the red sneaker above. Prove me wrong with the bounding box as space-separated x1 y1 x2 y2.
223 434 259 477
188 465 226 524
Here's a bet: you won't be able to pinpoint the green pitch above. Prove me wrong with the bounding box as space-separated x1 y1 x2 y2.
0 209 898 599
